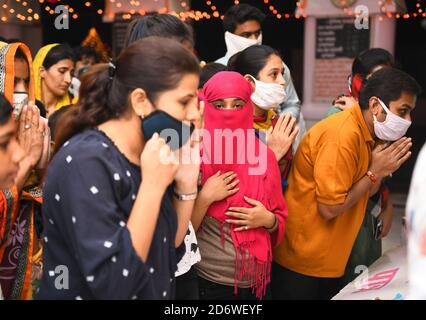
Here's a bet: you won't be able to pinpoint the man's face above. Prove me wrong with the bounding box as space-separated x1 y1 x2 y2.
372 92 417 123
14 57 29 92
234 20 261 40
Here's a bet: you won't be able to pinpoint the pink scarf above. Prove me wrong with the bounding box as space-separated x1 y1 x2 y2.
200 71 287 298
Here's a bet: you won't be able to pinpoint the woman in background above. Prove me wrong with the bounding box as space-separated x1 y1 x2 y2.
228 45 299 190
33 44 75 117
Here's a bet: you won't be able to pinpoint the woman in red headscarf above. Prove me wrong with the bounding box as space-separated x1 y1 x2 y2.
325 48 396 118
192 71 287 300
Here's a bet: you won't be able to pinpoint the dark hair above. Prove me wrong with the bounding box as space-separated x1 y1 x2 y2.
35 100 47 118
14 48 27 61
73 46 99 63
48 105 71 140
43 44 75 70
55 37 200 150
227 45 280 79
199 63 227 88
352 48 396 78
223 4 265 33
359 68 422 110
124 14 194 48
0 93 12 125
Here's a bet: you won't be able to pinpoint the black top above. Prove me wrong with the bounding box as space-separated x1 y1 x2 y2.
36 129 180 300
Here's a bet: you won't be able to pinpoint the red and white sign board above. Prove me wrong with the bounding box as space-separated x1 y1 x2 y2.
333 246 408 300
299 0 399 121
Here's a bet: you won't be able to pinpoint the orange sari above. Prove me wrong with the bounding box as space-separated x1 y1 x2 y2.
0 42 42 300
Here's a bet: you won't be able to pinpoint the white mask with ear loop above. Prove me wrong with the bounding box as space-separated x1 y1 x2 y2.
247 75 286 110
373 98 411 141
13 92 28 120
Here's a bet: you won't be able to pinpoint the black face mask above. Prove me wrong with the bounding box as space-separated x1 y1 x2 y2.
141 110 194 151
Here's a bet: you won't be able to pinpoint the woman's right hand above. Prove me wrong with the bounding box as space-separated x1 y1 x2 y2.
141 133 178 190
18 103 44 169
200 171 240 205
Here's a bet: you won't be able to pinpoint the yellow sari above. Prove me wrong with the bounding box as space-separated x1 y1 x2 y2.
33 43 71 111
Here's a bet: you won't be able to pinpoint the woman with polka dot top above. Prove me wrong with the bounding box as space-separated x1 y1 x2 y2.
36 37 201 300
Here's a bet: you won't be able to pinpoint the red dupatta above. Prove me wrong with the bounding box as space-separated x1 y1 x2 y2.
200 72 287 298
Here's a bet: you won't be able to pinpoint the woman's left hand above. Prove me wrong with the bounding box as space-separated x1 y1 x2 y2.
225 196 275 231
36 118 51 170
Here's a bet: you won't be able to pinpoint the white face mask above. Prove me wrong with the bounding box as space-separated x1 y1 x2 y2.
69 77 81 99
373 98 412 141
224 31 262 58
247 75 286 110
13 92 28 120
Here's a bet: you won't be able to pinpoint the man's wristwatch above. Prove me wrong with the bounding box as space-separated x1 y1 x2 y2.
173 189 198 201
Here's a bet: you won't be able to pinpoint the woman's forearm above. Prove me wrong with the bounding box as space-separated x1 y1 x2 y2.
127 181 165 262
14 158 34 192
191 191 212 232
173 197 196 247
173 182 198 246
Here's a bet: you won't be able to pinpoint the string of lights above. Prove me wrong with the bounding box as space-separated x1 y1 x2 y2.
1 0 40 22
0 0 424 23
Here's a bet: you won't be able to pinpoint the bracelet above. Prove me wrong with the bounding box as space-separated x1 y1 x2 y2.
366 170 377 184
173 189 198 201
265 214 278 230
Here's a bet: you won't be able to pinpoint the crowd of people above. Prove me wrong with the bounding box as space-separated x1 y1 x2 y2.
0 4 424 300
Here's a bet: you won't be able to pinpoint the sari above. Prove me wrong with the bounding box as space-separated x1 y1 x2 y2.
0 42 35 103
0 41 43 300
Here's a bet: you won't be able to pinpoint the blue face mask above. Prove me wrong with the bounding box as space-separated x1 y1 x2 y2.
141 110 194 151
